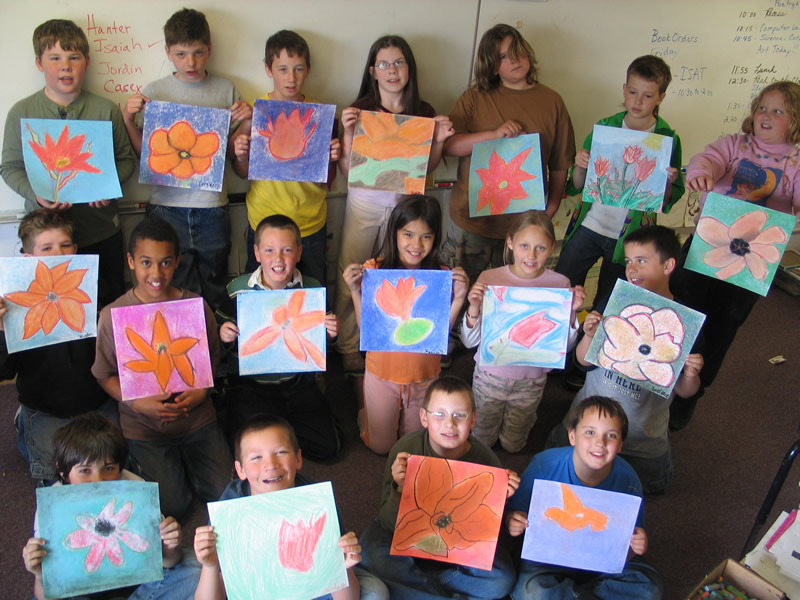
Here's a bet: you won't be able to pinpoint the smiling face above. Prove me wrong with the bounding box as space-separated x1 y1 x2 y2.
29 228 77 256
624 241 673 296
36 42 88 105
235 426 302 495
166 41 211 82
369 46 409 99
507 224 555 279
66 458 122 485
568 408 623 485
127 239 180 303
254 227 301 290
495 35 531 90
753 90 792 145
623 74 664 129
420 390 476 459
266 49 309 102
396 218 434 269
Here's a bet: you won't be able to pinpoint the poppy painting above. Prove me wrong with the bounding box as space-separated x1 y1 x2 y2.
584 279 705 398
348 110 435 194
36 480 162 598
248 99 336 183
583 125 673 212
360 269 452 354
21 119 122 204
208 481 348 600
521 480 641 574
478 286 573 369
236 288 327 375
139 100 230 192
684 192 795 296
110 297 213 401
0 255 98 353
469 134 545 217
391 456 508 571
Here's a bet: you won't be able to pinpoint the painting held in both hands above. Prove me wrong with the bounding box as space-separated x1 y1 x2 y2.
522 479 641 573
584 279 705 398
248 99 336 183
478 286 573 369
469 134 545 217
0 254 98 353
348 110 435 194
21 118 122 204
583 125 673 213
684 192 795 296
36 480 162 598
208 481 348 600
110 297 213 401
139 100 230 192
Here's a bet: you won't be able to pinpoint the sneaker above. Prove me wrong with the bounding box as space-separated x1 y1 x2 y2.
341 351 365 376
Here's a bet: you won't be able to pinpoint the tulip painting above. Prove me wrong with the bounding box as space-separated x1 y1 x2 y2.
360 269 452 354
582 125 672 212
585 279 705 398
348 110 435 194
684 192 796 296
479 286 573 369
0 255 98 353
139 100 230 192
522 479 642 574
111 297 213 401
249 99 336 183
36 481 162 598
469 134 546 216
21 119 122 204
208 482 348 600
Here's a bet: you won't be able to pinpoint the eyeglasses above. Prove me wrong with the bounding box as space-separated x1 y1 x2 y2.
424 408 472 422
375 59 407 71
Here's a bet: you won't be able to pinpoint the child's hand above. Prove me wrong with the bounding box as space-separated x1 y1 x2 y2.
570 285 586 313
220 321 240 344
338 532 362 569
124 93 149 121
330 138 341 162
582 311 603 338
451 267 469 302
341 107 359 134
324 313 339 338
88 200 112 209
23 538 46 576
233 134 250 160
194 525 219 567
159 517 181 552
506 470 520 498
169 389 208 421
35 196 72 211
682 353 703 378
505 511 528 537
391 452 411 491
630 527 648 555
433 115 455 143
574 149 591 170
230 100 253 123
687 174 714 192
666 166 679 184
466 281 487 312
494 120 523 139
130 394 173 421
342 263 364 295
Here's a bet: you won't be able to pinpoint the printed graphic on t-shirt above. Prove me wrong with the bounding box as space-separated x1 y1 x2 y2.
727 159 782 205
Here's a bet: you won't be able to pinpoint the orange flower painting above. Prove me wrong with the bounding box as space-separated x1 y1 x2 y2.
545 483 608 532
148 121 219 179
391 456 508 571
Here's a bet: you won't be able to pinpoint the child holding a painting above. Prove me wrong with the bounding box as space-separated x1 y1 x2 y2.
342 195 469 455
460 210 584 453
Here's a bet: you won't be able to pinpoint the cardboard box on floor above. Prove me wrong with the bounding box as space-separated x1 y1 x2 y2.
685 559 787 600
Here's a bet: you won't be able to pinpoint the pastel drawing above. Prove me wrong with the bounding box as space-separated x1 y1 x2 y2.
545 483 608 532
0 255 98 353
21 118 122 204
279 513 327 572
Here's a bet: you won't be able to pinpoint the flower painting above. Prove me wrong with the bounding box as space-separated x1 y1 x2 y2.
469 134 545 216
585 279 705 398
208 481 348 600
36 480 162 598
522 480 641 574
21 119 122 204
391 456 508 571
582 125 673 212
236 288 327 375
139 100 230 192
360 269 452 354
0 255 98 353
348 110 435 194
478 286 573 369
111 297 213 401
684 192 795 296
249 99 336 183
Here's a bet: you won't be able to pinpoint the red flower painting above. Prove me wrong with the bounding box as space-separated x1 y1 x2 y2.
259 107 317 160
475 148 536 215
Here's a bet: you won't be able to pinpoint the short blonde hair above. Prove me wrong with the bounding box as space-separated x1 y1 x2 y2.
742 81 800 145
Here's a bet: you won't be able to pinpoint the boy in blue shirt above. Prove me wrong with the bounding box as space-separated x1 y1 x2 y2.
507 396 661 599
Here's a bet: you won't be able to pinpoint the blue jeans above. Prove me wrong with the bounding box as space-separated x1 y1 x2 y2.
360 520 515 600
130 548 202 600
127 422 232 520
145 205 231 312
246 224 328 288
555 226 625 310
513 556 663 599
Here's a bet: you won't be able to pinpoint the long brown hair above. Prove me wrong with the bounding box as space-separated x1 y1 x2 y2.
473 24 537 93
354 35 423 115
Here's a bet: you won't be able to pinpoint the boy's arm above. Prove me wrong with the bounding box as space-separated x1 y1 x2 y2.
122 93 147 156
160 517 183 568
545 169 568 217
661 132 685 213
23 537 47 600
673 353 703 398
575 311 602 366
331 532 361 600
443 123 522 157
1 105 40 211
194 526 225 600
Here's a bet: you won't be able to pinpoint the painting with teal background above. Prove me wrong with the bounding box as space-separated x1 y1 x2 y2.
236 288 327 375
208 482 348 600
583 125 672 212
249 99 335 183
522 480 641 574
36 480 162 598
360 269 452 354
21 119 122 204
0 254 98 353
469 134 545 217
478 286 573 369
139 100 230 192
684 192 795 296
